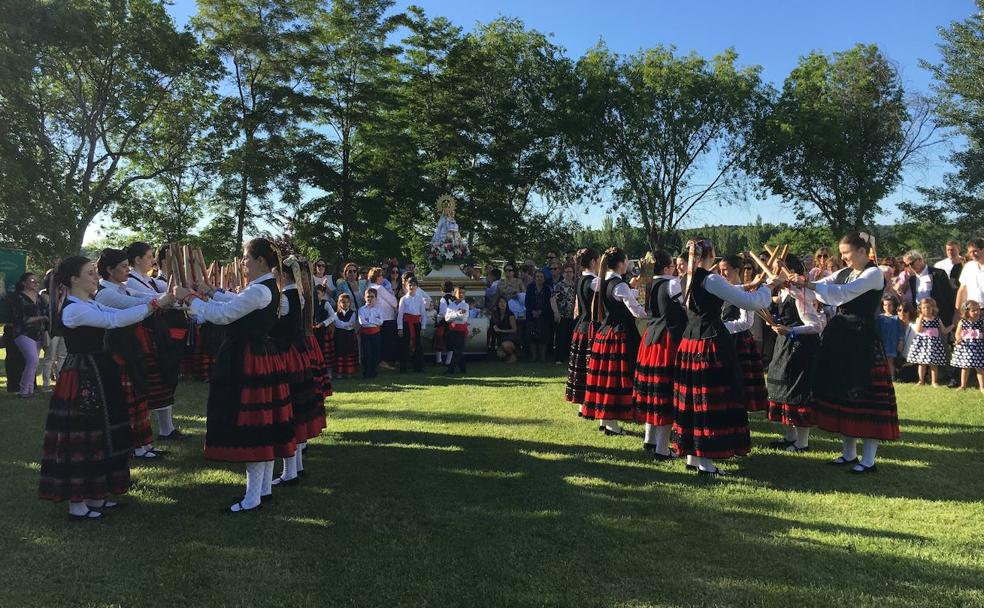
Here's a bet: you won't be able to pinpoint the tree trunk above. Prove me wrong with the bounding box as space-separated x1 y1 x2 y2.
340 130 351 259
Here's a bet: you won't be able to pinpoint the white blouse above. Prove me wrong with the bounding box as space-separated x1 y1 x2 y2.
334 309 356 330
188 273 274 326
814 266 885 307
445 300 469 324
96 279 156 309
62 296 152 329
358 304 383 328
702 273 772 311
604 271 646 318
126 271 167 295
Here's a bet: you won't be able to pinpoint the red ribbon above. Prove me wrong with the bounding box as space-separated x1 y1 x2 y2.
403 313 422 352
450 323 469 333
360 326 381 335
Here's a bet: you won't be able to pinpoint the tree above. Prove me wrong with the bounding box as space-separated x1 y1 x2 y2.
573 44 769 250
901 3 984 235
0 0 205 259
748 44 939 236
289 0 405 262
194 0 310 255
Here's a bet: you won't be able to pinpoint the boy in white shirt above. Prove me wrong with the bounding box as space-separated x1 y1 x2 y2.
398 277 427 372
444 285 469 374
358 288 383 378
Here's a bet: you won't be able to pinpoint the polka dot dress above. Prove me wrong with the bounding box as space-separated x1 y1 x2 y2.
909 317 947 366
951 318 984 369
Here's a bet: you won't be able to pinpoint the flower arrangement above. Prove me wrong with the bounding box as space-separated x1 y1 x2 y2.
426 234 470 268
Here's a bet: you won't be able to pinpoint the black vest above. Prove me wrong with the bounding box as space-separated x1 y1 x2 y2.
601 275 640 340
574 274 596 331
272 287 303 350
227 279 280 342
777 295 803 328
646 278 686 345
683 268 727 340
62 303 107 355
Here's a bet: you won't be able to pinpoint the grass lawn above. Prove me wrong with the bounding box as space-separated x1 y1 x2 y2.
1 349 983 608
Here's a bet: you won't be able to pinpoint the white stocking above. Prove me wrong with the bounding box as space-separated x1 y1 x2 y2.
654 425 672 456
261 460 274 496
860 439 879 467
841 436 859 461
156 406 175 436
794 427 811 449
643 423 657 445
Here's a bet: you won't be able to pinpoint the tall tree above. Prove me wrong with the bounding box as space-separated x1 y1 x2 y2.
573 44 768 250
748 44 938 235
901 2 984 234
0 0 204 259
291 0 404 261
194 0 309 254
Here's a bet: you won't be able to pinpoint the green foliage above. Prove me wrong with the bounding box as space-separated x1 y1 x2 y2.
747 44 937 235
0 0 205 263
572 44 769 249
904 3 984 235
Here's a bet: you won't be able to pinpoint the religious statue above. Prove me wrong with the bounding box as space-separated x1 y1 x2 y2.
428 194 470 266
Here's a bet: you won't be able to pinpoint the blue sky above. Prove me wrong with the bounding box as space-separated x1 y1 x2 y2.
87 0 974 240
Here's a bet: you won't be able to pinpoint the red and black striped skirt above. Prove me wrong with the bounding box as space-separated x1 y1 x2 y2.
735 331 768 412
767 401 813 428
204 341 296 462
134 323 176 410
315 325 335 372
180 325 214 382
814 356 899 441
334 329 359 376
282 342 319 443
113 353 153 448
633 330 678 426
565 323 595 407
307 334 332 398
672 337 751 459
39 354 132 502
582 326 635 421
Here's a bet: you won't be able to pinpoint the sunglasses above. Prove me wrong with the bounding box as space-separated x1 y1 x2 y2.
817 254 829 259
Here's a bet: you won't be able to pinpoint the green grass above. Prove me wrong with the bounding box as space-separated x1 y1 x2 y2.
1 349 983 608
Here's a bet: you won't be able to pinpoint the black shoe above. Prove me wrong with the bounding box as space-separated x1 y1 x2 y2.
849 463 877 474
827 456 860 466
226 501 262 514
697 467 728 477
767 438 795 450
643 442 658 452
652 452 676 462
158 429 187 441
297 469 307 478
271 476 300 487
603 428 625 436
597 425 605 432
785 444 810 453
261 494 274 504
68 509 104 521
685 464 698 471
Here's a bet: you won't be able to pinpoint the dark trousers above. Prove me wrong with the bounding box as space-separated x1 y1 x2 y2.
360 332 382 378
446 330 467 372
401 322 424 372
553 317 574 362
381 319 399 364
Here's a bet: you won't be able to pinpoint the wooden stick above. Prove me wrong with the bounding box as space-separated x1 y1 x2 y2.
748 251 777 279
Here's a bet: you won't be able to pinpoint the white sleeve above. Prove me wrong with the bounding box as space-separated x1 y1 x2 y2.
591 276 600 292
611 282 647 318
211 290 236 302
724 307 753 333
188 283 272 326
420 299 428 330
62 301 152 329
358 307 371 327
335 313 351 330
814 267 884 307
667 278 682 299
322 305 338 327
279 294 289 317
703 273 772 310
376 284 397 309
397 297 406 330
95 287 155 309
790 289 825 335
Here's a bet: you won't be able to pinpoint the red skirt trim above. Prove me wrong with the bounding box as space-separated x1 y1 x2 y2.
814 359 900 440
672 337 751 459
735 332 768 412
633 330 677 426
582 326 635 420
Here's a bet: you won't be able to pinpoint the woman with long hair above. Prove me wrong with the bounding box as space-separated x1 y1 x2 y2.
8 272 47 398
39 256 173 519
491 296 520 363
125 242 184 441
633 250 686 460
175 238 296 512
790 232 900 473
673 238 781 476
718 254 769 414
582 247 648 435
94 248 161 460
565 248 599 413
764 253 825 452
